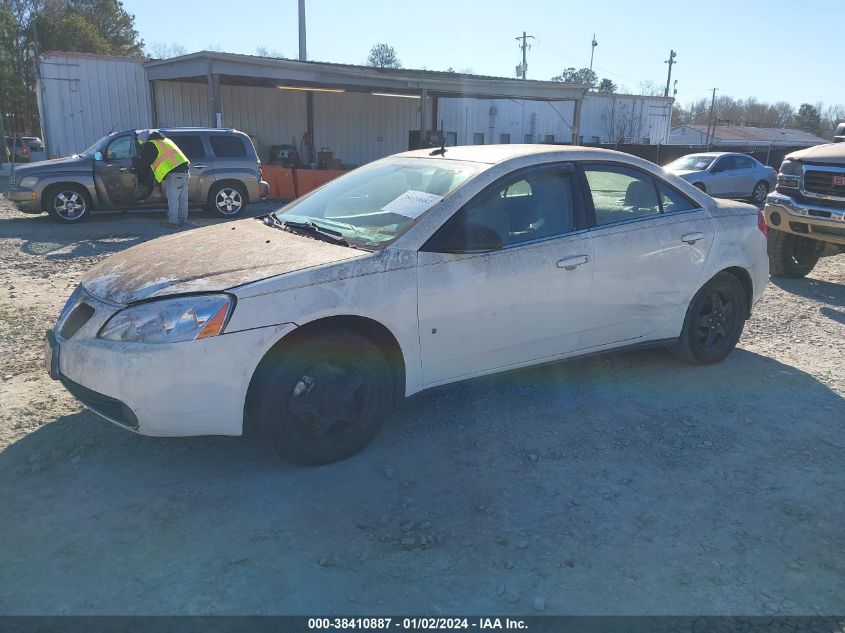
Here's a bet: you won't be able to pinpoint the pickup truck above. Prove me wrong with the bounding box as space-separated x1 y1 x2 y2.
763 134 845 277
6 127 269 222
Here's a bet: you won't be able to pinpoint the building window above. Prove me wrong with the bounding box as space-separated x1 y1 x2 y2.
544 134 555 143
446 132 457 146
499 133 511 144
472 133 485 145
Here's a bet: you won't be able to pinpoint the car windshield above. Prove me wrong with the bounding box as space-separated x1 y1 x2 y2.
274 157 485 250
667 155 716 171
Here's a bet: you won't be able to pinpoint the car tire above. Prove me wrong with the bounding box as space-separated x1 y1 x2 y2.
249 329 393 465
693 182 706 193
767 229 822 278
44 184 91 223
751 180 769 204
670 272 747 365
207 182 247 217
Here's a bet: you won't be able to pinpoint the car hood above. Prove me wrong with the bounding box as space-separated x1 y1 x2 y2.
14 154 92 176
786 143 845 165
667 169 705 179
81 218 369 304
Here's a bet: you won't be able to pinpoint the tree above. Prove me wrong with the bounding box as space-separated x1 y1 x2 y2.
0 0 144 135
794 103 822 134
367 43 400 69
597 78 616 93
637 80 663 96
147 42 187 59
255 45 283 58
551 67 597 88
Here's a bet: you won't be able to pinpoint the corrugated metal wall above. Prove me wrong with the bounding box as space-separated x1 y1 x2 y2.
438 95 672 146
37 53 152 157
437 97 575 145
313 92 425 166
154 83 424 165
154 81 210 128
578 95 672 144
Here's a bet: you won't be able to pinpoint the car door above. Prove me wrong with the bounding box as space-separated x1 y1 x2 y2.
733 155 757 197
168 133 209 201
95 134 137 208
579 163 714 347
417 163 595 386
708 155 742 196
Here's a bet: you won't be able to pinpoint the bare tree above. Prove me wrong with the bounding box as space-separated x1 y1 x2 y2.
638 80 663 97
147 42 186 59
255 45 284 58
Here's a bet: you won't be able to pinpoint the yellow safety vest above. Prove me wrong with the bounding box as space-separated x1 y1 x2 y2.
149 138 189 183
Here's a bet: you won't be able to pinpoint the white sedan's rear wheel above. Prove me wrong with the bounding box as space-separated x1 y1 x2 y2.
671 272 747 365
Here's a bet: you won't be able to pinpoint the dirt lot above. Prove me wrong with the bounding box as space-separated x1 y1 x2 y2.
0 197 842 615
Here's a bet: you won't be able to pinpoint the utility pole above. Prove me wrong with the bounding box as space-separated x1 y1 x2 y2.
298 0 307 61
515 31 535 79
665 79 678 144
589 34 598 72
706 87 717 149
664 49 677 97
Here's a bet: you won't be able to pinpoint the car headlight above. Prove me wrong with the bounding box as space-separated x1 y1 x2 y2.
779 160 802 176
98 294 234 343
19 175 39 188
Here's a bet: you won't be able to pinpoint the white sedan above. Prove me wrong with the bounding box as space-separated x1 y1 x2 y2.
47 145 769 464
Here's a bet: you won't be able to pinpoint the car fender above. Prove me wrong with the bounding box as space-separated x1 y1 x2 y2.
35 173 98 210
228 250 423 396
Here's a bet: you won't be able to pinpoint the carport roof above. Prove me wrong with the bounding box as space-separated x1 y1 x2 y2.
144 51 588 101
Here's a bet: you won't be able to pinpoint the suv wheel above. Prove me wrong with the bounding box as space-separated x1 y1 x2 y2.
249 329 393 465
208 182 246 217
46 185 91 222
767 229 822 278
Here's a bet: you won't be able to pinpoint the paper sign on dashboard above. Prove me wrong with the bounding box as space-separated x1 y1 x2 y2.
381 190 444 219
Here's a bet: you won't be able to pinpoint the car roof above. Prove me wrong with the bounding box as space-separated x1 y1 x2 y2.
396 144 651 165
117 127 243 136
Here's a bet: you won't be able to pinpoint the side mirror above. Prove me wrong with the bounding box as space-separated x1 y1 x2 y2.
435 222 503 253
94 151 103 161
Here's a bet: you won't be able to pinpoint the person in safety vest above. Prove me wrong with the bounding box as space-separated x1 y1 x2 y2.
136 129 190 226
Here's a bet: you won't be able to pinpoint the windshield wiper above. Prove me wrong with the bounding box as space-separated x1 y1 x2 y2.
280 216 355 248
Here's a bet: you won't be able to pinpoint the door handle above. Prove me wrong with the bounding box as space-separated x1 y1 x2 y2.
681 232 705 244
192 164 207 169
118 167 128 172
556 255 590 270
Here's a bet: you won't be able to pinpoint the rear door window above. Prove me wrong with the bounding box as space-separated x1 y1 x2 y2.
583 165 661 225
169 135 205 159
209 135 247 158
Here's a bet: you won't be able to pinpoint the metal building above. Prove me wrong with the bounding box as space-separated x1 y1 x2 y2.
35 51 669 165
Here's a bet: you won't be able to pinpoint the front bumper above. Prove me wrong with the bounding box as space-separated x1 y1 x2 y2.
6 187 41 213
51 290 296 436
764 192 845 246
259 180 270 199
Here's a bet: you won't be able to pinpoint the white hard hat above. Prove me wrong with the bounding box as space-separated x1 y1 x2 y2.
136 129 151 143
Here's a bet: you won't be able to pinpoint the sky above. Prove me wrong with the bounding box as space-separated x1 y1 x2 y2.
127 0 845 108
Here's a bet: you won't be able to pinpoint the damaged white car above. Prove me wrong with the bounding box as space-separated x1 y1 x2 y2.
47 145 769 465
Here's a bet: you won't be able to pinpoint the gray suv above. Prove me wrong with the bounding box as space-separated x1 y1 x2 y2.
6 127 269 222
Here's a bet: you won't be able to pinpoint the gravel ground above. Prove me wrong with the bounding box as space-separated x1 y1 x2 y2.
0 197 843 615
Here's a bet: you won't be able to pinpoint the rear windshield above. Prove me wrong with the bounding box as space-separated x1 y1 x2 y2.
275 157 485 250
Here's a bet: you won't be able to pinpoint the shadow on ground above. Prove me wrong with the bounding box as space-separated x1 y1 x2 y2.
1 347 843 615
